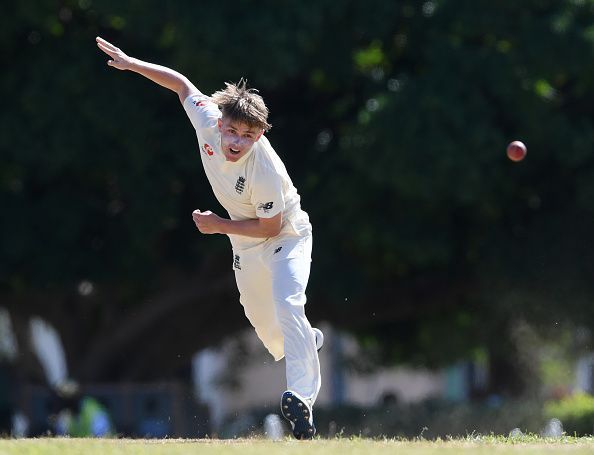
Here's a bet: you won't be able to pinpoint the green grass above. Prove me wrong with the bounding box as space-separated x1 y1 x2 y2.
1 436 594 455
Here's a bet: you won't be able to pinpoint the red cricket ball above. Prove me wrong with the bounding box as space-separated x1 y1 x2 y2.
507 140 527 162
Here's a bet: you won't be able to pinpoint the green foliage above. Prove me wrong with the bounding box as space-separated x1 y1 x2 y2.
545 393 594 436
3 0 594 382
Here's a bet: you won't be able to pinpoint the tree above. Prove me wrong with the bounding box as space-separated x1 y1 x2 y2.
2 1 594 394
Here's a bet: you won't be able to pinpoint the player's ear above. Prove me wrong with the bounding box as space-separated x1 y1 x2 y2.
217 118 223 130
255 129 264 141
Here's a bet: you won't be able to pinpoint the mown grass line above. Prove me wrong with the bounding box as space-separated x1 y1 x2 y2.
0 436 593 455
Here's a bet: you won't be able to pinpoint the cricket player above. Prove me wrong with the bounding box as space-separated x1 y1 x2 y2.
96 37 321 439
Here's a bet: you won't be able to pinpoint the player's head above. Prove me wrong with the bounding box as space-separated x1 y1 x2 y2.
212 79 270 162
212 79 271 131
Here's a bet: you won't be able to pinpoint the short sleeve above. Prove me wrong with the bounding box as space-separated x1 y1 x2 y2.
183 94 221 130
251 170 285 219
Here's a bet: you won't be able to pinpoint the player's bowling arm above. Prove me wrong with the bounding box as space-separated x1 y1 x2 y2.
219 213 283 238
192 210 282 238
96 37 201 102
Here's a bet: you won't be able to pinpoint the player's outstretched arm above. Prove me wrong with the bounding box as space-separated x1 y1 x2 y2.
96 36 201 103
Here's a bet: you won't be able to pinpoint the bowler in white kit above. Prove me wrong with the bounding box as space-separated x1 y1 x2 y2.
96 36 321 439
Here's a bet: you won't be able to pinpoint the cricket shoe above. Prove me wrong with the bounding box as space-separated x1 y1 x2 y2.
280 390 315 440
313 327 324 352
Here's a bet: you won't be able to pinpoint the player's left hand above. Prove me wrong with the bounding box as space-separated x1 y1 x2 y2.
192 209 223 234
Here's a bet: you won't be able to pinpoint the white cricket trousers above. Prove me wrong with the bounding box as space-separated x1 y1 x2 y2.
233 233 321 404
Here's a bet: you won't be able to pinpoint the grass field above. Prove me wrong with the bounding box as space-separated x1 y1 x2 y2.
1 436 594 455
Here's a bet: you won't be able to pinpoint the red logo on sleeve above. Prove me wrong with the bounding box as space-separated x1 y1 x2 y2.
193 100 207 107
202 143 214 156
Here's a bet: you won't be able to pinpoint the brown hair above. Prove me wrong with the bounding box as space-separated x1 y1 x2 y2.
211 79 272 131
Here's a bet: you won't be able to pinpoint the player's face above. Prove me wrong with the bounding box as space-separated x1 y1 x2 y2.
218 118 263 162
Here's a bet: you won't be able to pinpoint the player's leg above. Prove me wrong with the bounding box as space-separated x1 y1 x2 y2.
233 250 285 360
269 235 321 439
276 302 320 402
270 235 320 403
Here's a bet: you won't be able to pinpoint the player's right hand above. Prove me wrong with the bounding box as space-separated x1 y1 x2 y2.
96 36 134 70
192 209 223 235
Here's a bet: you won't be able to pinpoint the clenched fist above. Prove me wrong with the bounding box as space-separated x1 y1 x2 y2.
192 209 223 234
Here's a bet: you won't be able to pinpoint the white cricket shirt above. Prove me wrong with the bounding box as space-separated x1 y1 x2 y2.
183 93 311 251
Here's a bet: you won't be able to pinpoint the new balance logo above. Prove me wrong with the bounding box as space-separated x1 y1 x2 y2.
235 176 246 194
258 201 274 213
274 246 282 254
233 254 241 270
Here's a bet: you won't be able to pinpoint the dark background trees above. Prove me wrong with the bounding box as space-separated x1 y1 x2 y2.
2 0 594 395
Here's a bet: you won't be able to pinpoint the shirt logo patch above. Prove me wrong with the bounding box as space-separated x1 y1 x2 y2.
194 100 207 107
233 254 241 270
258 202 274 213
202 143 214 156
235 176 246 194
273 246 283 254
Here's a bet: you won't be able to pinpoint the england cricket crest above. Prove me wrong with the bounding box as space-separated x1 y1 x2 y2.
235 176 246 194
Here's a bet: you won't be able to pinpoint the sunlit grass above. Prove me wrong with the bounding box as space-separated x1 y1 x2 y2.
1 435 594 455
